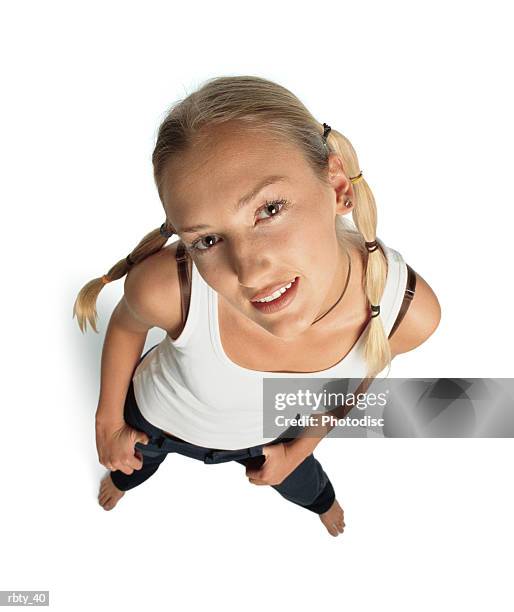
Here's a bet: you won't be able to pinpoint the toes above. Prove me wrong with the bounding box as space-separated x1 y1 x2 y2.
338 515 345 532
320 517 339 536
98 474 123 510
337 510 345 532
319 500 345 536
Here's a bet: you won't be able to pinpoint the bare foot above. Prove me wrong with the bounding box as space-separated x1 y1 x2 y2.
319 499 345 537
98 473 125 511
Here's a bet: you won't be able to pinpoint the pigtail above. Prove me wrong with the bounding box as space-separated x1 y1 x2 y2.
72 222 175 333
328 130 391 378
351 179 391 378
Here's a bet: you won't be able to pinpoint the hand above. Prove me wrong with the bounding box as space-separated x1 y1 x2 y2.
95 421 150 475
245 442 305 486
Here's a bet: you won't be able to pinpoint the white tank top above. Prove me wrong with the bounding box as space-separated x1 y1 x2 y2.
132 238 408 450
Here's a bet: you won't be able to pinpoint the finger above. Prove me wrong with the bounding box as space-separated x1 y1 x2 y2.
123 454 144 470
246 470 263 480
248 478 266 486
131 456 144 471
132 451 144 469
115 463 134 475
245 467 265 479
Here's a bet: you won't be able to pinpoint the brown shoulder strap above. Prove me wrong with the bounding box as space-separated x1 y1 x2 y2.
388 263 417 338
175 241 192 327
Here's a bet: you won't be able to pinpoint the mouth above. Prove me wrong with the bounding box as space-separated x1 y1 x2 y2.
249 276 300 314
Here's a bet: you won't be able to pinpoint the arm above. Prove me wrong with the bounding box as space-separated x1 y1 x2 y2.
95 245 184 427
284 270 442 462
94 298 151 428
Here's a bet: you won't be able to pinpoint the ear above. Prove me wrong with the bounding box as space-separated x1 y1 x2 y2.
327 154 355 216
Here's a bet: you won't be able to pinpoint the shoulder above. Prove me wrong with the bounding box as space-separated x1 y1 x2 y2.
388 265 442 357
123 241 190 335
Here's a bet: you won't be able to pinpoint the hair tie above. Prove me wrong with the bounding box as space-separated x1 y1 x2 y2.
370 304 380 318
365 240 379 253
322 123 331 143
101 275 111 285
126 253 135 267
321 122 364 186
160 222 174 238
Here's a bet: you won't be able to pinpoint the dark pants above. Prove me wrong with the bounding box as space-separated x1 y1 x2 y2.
110 347 336 515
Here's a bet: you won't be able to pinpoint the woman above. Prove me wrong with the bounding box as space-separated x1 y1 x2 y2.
73 75 441 537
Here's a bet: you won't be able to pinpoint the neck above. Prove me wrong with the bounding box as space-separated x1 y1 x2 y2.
312 242 351 325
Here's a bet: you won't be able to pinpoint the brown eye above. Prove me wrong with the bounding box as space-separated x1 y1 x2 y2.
192 235 219 251
256 198 288 221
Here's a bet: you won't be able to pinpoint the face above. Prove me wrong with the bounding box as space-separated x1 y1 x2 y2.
162 123 355 339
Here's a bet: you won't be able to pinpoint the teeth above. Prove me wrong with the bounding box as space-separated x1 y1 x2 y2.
253 278 295 303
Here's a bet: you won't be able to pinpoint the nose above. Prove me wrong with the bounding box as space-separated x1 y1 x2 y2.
229 239 275 291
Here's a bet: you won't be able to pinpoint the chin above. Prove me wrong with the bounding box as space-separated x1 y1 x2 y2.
258 313 312 340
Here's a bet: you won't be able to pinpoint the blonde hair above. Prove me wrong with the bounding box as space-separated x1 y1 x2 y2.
73 75 391 377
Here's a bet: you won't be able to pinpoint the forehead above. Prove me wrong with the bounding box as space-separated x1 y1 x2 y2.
161 124 313 213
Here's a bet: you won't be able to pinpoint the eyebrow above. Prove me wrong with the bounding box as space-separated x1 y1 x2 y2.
180 174 287 234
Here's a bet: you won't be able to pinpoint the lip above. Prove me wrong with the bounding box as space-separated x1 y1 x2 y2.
250 276 298 301
250 276 300 314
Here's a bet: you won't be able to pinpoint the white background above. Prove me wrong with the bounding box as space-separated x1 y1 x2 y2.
1 1 513 610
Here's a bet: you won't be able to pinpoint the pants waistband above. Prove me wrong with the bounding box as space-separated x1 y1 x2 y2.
150 434 265 464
